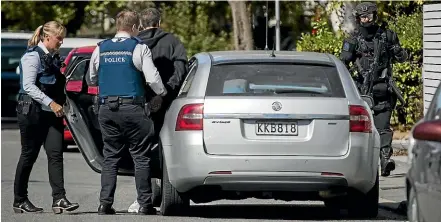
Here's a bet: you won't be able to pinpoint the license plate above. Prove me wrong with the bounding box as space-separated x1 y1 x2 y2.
255 122 298 136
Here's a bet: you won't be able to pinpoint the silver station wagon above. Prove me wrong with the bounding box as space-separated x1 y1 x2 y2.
64 50 381 218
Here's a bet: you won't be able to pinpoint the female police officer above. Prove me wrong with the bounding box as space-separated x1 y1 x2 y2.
13 21 79 214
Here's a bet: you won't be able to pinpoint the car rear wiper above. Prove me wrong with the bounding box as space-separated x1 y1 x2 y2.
272 89 327 95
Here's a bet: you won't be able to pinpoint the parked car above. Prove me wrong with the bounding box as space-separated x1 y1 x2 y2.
1 44 27 121
406 82 441 222
64 50 381 218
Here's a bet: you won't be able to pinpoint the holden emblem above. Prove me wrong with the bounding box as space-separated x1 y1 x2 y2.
272 101 282 111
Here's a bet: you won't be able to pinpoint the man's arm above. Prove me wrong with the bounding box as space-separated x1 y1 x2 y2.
133 44 167 96
167 37 188 92
387 30 408 63
88 46 100 86
340 36 357 70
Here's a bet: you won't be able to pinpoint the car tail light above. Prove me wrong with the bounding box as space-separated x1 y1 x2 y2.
175 103 204 131
88 86 99 95
349 105 372 133
65 80 82 92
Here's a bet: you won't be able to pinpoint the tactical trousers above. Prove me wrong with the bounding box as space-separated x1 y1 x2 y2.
98 104 156 208
14 103 66 203
373 107 393 159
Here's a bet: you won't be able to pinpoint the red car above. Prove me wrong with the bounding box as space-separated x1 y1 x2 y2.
63 46 97 151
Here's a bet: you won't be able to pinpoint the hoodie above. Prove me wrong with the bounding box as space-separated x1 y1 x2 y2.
137 28 188 96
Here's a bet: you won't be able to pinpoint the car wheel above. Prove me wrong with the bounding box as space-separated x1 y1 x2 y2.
408 187 424 222
347 172 379 218
160 164 190 216
151 178 162 207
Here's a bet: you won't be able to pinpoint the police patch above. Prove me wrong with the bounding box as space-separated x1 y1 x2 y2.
343 42 350 52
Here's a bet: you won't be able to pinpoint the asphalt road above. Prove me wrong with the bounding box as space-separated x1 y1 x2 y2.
1 129 407 222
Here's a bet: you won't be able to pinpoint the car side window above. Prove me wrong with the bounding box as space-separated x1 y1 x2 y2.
426 83 441 120
177 58 198 97
68 59 90 81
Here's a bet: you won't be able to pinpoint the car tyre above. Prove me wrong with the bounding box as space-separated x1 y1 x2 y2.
160 164 189 216
151 178 162 207
346 172 379 218
407 186 424 222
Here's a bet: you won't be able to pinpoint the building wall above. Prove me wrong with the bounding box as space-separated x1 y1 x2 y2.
423 4 441 115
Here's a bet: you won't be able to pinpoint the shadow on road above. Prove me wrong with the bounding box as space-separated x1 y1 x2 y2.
185 204 405 220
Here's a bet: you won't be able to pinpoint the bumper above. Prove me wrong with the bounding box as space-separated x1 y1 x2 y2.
162 132 379 194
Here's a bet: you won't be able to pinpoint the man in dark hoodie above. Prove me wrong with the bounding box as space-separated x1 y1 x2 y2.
128 8 188 213
138 8 188 133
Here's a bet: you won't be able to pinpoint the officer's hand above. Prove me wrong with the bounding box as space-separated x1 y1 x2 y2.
149 95 163 113
49 102 64 117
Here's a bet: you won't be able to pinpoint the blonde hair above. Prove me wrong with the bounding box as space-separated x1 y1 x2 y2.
28 21 67 47
116 9 140 31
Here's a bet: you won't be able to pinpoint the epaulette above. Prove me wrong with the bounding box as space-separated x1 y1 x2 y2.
131 36 143 43
97 38 111 46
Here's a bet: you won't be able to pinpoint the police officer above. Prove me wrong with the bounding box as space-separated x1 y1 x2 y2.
14 21 79 214
88 9 167 215
340 2 408 177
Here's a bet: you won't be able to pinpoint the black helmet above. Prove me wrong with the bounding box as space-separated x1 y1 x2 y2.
354 2 378 27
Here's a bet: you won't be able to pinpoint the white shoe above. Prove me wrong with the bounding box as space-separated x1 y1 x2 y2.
128 200 139 213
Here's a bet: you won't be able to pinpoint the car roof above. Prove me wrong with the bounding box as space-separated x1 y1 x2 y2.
206 50 335 65
72 45 97 54
1 32 103 49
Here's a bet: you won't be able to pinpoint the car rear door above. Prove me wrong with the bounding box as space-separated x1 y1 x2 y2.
63 55 135 175
202 62 363 157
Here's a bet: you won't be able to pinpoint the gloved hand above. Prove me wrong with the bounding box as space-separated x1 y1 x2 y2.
149 95 163 113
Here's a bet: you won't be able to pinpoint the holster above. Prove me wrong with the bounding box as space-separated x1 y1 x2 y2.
107 96 120 111
92 96 100 115
16 94 39 116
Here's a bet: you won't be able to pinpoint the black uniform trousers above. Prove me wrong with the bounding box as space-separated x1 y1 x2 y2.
14 101 66 203
372 87 397 160
98 103 155 208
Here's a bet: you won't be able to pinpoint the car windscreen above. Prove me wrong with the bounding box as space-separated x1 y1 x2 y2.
58 48 74 57
1 46 26 72
205 62 346 98
1 38 28 46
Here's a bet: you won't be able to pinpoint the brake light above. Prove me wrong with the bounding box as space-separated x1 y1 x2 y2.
349 105 372 133
88 86 99 95
175 103 204 131
65 80 82 92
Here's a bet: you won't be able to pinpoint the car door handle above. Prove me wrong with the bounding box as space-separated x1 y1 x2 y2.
430 149 441 155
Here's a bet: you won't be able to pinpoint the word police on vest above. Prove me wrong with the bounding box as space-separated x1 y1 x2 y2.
104 57 126 63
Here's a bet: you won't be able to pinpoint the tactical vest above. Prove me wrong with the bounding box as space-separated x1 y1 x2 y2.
355 28 391 83
97 37 145 98
19 46 66 105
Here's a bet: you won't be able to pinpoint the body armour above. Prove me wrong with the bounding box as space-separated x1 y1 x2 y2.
97 37 145 98
19 46 66 106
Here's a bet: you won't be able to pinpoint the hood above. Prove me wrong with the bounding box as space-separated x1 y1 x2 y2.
137 28 169 49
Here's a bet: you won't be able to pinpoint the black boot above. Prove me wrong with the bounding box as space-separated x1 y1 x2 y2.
381 157 396 177
138 206 157 215
98 204 116 215
52 197 79 214
13 199 43 213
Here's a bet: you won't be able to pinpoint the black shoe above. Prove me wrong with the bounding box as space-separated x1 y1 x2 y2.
98 204 116 215
381 159 396 177
13 199 43 213
52 197 79 214
138 206 157 215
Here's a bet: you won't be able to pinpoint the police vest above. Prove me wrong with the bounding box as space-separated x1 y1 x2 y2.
19 46 66 105
97 37 145 98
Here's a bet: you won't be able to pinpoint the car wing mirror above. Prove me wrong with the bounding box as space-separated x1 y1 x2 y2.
412 120 441 142
361 95 374 109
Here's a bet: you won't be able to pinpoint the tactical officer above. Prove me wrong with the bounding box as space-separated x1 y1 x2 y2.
88 9 167 215
340 2 408 177
13 21 79 214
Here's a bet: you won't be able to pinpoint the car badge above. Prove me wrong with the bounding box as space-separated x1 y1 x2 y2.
272 101 282 111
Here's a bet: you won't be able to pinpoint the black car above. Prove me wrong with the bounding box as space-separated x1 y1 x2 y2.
1 44 27 121
406 82 441 222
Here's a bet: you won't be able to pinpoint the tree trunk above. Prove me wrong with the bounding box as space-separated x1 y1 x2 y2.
228 0 254 50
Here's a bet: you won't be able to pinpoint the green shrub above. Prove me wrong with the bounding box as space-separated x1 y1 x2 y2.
297 11 423 131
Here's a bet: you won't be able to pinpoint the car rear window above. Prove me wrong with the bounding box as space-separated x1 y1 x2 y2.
205 62 346 98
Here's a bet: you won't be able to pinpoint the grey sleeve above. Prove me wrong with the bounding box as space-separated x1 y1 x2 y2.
133 44 167 96
21 52 53 106
89 46 100 86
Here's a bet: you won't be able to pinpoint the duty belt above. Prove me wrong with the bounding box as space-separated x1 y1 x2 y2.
99 96 145 105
